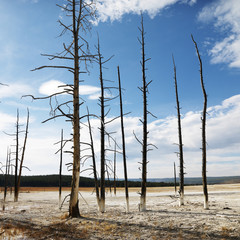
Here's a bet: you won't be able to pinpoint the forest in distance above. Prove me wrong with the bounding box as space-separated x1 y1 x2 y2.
0 174 239 188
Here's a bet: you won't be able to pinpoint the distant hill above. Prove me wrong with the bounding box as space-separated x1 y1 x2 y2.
146 176 240 185
0 175 239 188
0 174 174 188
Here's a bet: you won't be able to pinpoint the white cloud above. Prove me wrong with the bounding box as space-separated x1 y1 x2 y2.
198 0 240 68
77 94 240 178
95 0 196 23
39 80 66 96
0 83 33 99
1 94 240 178
39 80 101 98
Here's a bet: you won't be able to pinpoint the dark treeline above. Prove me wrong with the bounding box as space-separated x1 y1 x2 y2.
1 175 238 188
0 175 175 188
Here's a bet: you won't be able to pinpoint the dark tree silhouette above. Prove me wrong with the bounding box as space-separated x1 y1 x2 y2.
136 14 157 211
86 107 100 209
117 66 129 212
172 56 184 206
16 108 30 202
191 35 209 210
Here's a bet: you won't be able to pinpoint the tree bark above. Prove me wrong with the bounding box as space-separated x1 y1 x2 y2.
69 0 81 218
139 14 147 212
98 39 106 213
191 35 209 210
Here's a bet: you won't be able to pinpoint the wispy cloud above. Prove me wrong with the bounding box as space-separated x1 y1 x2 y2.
198 0 240 68
39 80 101 99
95 0 197 23
0 83 33 99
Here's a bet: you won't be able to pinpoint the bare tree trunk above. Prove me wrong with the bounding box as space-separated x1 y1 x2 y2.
139 14 148 212
172 56 184 206
191 35 209 210
174 162 177 196
97 39 106 213
69 0 81 218
87 108 100 209
14 110 19 202
117 66 129 212
59 129 63 207
16 109 29 202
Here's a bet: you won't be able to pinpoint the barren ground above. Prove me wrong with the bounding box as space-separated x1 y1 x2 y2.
0 184 240 239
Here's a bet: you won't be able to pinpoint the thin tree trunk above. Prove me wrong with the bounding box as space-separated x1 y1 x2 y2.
69 0 81 218
174 162 177 196
14 110 19 202
98 39 106 213
59 129 63 207
16 109 29 202
191 35 209 210
117 66 129 212
139 14 148 212
87 108 100 209
172 56 184 206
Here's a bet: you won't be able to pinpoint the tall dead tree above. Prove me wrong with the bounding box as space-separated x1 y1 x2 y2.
15 108 30 202
174 162 177 196
136 14 156 211
172 56 184 206
95 38 119 212
86 107 100 209
24 0 96 217
59 129 64 206
113 141 117 196
14 110 20 202
97 39 106 213
191 35 209 210
117 66 129 212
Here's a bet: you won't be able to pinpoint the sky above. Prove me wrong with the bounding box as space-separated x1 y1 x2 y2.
0 0 240 179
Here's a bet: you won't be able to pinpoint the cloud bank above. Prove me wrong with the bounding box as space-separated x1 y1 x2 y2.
79 94 240 178
1 94 239 178
95 0 196 23
198 0 240 68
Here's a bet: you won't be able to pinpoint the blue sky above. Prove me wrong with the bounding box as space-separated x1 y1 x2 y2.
0 0 240 178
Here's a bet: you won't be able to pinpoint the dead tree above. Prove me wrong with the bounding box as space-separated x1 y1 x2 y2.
59 129 64 206
95 38 120 212
174 162 177 196
14 110 20 202
24 0 96 218
15 108 29 202
172 56 184 206
86 107 100 209
191 35 209 210
117 66 129 212
137 14 156 211
113 141 117 196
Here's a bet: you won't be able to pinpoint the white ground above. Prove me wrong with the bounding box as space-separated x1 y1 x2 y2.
0 184 240 239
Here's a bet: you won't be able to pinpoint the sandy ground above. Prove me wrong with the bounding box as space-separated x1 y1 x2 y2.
0 184 240 239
